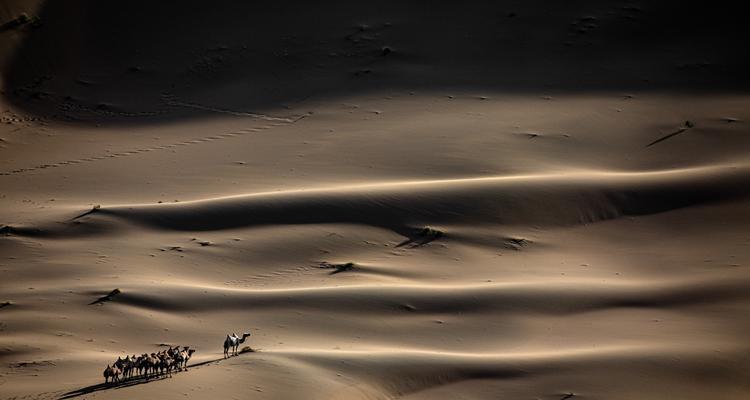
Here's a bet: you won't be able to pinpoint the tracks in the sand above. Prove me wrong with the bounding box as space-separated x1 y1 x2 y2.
0 111 308 177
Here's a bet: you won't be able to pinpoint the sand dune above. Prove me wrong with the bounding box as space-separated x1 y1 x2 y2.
4 106 750 400
2 1 750 399
45 278 750 314
6 164 750 237
94 164 750 228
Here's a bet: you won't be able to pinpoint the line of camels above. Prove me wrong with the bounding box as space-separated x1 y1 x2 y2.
102 332 251 384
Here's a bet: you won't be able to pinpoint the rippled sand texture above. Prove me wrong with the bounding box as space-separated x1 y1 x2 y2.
2 1 750 399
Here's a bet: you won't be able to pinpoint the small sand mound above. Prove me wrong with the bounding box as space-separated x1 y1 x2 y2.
319 261 357 275
89 288 121 305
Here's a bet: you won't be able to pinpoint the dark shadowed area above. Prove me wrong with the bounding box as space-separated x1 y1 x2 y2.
3 0 750 124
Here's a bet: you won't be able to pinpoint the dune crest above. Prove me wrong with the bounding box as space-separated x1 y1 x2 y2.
17 163 745 236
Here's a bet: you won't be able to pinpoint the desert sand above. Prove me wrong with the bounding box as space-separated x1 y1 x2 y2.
1 1 750 399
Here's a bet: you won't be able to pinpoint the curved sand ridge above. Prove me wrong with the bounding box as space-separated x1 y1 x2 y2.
76 163 750 232
91 278 750 314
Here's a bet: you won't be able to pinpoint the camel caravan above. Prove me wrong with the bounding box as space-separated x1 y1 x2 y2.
101 331 252 385
103 346 195 384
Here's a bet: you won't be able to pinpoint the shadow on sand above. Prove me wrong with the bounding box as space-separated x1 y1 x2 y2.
4 1 750 125
395 226 444 248
57 356 238 399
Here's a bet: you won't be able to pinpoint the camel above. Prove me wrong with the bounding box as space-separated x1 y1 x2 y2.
110 364 121 383
123 355 136 379
168 346 180 359
186 348 195 368
114 356 133 380
223 332 251 358
103 364 121 384
158 353 175 377
145 353 160 377
176 347 196 370
135 353 149 376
